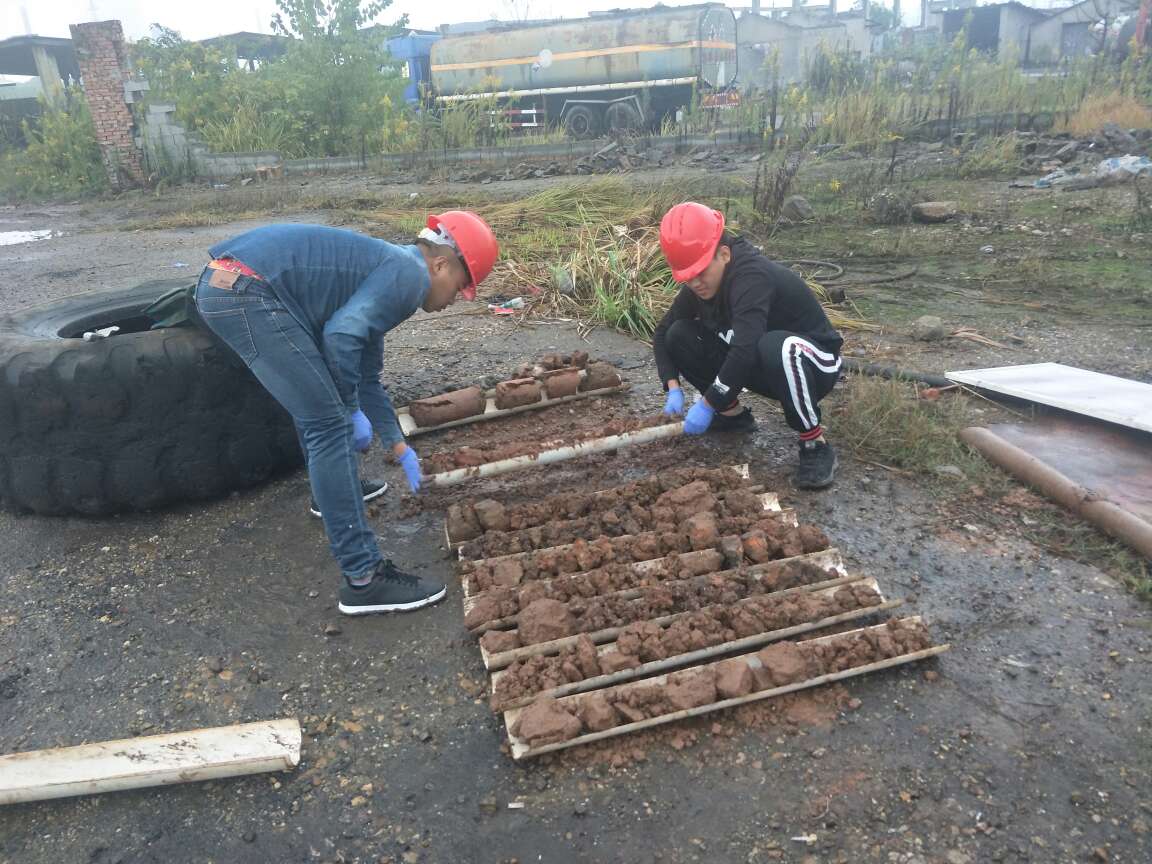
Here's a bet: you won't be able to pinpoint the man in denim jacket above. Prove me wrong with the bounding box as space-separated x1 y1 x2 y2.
194 213 498 615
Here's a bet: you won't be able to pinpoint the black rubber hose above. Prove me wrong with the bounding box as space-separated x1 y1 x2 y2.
841 358 953 389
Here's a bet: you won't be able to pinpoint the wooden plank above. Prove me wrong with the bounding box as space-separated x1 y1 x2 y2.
480 564 859 670
443 464 752 547
468 547 846 638
455 491 783 563
490 592 900 711
0 718 302 805
505 623 949 759
398 382 629 437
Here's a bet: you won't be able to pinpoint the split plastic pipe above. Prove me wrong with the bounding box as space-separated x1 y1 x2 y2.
961 427 1152 560
422 422 685 488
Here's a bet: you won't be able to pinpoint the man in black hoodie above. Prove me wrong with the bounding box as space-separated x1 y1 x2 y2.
653 202 842 489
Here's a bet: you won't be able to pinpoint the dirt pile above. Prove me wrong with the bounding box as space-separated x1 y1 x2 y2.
490 582 882 707
510 620 933 747
466 550 837 630
447 467 751 543
464 518 828 594
457 483 766 558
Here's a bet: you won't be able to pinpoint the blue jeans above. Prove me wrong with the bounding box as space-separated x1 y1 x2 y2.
194 270 381 583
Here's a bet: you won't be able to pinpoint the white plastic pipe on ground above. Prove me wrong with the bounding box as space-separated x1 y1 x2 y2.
422 421 685 488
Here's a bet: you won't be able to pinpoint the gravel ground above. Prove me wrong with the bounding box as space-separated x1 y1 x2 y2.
0 183 1149 864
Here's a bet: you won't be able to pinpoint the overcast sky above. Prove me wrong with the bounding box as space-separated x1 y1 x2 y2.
4 1 915 42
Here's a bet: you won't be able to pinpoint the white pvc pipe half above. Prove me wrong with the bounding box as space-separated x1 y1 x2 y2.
422 422 685 488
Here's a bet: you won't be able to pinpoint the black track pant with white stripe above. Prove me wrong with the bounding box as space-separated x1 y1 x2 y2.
663 319 841 435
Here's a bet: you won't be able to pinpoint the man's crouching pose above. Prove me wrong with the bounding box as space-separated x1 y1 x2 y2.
653 202 842 489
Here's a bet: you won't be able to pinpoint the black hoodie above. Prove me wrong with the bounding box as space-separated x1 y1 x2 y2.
653 235 843 406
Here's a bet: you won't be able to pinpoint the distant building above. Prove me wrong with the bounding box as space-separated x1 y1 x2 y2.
920 0 1141 63
737 9 879 89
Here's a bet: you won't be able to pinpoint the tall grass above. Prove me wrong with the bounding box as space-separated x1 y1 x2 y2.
198 99 293 156
1057 90 1152 136
0 92 107 199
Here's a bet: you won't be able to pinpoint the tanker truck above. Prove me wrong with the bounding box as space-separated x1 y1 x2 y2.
394 4 738 139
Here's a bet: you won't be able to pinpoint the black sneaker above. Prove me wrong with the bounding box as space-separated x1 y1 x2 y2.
711 407 756 433
338 560 447 615
794 440 838 489
310 479 388 518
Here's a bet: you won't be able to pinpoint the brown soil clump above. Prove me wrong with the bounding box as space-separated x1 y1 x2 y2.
528 622 932 740
458 484 765 559
408 386 485 428
464 516 827 594
517 598 576 645
541 368 583 398
472 499 509 532
451 467 751 543
489 581 881 707
581 361 623 391
510 695 582 747
479 629 522 654
494 378 541 409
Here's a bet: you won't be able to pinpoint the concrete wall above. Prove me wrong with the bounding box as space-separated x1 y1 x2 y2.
140 102 282 182
998 5 1045 56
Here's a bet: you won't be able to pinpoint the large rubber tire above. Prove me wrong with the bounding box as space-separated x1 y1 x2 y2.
563 105 601 140
605 101 643 135
0 280 302 516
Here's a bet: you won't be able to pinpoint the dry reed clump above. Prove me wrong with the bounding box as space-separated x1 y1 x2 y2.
1057 91 1152 138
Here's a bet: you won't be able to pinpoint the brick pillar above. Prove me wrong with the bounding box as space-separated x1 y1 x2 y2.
69 20 146 189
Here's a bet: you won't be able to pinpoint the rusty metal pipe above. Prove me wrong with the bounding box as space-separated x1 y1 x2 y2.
961 427 1152 560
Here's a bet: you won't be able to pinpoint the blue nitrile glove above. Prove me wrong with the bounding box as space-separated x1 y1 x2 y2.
662 387 685 416
683 399 715 435
351 409 373 452
399 446 422 493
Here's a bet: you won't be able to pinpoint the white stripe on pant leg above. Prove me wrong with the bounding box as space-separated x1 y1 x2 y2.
786 335 842 372
795 345 821 430
782 338 816 428
791 341 820 429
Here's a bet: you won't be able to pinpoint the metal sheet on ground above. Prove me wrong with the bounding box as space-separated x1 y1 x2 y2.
945 362 1152 433
987 416 1152 524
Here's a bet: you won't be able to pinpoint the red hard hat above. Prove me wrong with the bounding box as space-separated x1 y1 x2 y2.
427 210 498 301
659 202 725 282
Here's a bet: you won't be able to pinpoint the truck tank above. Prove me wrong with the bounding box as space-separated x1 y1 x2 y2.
429 4 737 98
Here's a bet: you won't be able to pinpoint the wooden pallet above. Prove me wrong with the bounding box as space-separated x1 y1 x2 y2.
504 617 950 759
467 547 848 640
488 580 899 710
398 382 629 437
445 468 949 760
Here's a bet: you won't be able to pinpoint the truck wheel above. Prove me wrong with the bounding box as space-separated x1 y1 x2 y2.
564 105 601 139
605 102 643 134
0 281 301 516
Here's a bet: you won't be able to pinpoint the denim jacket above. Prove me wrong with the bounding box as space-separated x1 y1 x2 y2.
209 224 429 445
